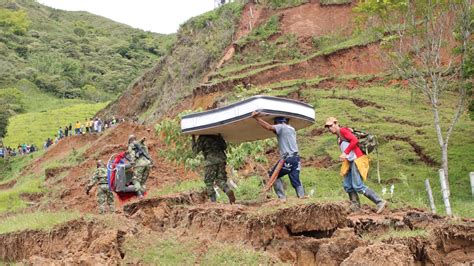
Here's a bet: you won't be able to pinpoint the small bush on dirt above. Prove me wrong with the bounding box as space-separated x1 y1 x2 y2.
124 234 198 265
155 110 203 170
227 140 274 170
236 15 280 47
232 175 264 201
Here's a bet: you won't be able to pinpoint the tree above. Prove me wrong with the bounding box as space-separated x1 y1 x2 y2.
355 0 472 193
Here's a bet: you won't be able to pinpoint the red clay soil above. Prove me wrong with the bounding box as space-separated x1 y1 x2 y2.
122 192 474 265
279 1 354 38
0 219 126 264
0 179 17 190
1 190 473 264
22 134 98 176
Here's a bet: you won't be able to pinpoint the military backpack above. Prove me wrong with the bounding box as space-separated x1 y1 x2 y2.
349 128 378 155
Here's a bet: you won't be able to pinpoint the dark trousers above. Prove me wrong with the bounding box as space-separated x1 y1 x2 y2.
268 155 303 198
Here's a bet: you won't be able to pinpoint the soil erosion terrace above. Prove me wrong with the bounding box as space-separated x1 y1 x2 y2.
1 191 473 264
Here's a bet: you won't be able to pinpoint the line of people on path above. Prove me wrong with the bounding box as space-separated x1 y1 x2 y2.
45 117 124 150
0 144 38 158
86 114 385 216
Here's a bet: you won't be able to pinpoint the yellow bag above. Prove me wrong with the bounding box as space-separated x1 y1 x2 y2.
339 155 370 181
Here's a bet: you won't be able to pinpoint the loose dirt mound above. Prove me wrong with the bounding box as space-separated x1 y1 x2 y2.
23 134 98 176
341 243 415 265
279 1 354 38
0 219 124 264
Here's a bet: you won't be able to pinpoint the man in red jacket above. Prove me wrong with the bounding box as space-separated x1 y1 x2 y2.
325 117 385 213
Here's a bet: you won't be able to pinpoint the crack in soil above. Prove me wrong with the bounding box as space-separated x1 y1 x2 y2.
1 192 473 265
383 116 425 127
326 96 385 109
382 135 437 166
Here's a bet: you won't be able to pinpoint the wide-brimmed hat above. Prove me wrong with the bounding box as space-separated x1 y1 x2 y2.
324 117 338 127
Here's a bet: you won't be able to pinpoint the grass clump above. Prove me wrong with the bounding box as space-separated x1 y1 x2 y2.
124 234 198 264
264 0 309 9
0 211 80 234
201 243 278 265
236 15 280 47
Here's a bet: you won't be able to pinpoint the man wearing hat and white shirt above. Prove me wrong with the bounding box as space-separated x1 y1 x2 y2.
325 117 385 213
252 111 306 200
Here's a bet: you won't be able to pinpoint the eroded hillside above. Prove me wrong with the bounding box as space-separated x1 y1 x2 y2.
1 0 473 264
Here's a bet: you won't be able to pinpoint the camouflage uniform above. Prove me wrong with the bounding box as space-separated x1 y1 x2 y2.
192 135 231 201
86 166 114 214
128 140 152 196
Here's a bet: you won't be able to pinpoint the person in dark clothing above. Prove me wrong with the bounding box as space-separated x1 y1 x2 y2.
192 134 236 204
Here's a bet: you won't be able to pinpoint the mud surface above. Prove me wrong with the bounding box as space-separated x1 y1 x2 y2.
0 219 125 264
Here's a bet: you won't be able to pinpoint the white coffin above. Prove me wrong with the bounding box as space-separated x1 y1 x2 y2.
181 95 315 143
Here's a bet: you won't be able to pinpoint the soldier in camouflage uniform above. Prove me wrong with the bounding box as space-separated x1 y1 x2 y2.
127 135 152 198
192 134 236 204
85 160 114 214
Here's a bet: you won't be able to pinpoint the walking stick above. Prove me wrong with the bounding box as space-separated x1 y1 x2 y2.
262 158 285 192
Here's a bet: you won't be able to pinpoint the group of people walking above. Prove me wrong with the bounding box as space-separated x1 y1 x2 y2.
0 144 38 158
86 113 385 215
86 134 153 214
192 113 385 214
44 117 123 150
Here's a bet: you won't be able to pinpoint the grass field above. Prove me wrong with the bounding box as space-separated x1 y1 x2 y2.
3 101 107 147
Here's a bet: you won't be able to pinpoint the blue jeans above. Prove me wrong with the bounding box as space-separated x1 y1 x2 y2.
343 161 367 194
269 155 303 198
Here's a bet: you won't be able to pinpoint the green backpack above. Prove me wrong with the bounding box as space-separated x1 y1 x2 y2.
349 128 378 154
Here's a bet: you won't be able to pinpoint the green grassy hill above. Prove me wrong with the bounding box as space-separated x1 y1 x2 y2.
0 0 175 100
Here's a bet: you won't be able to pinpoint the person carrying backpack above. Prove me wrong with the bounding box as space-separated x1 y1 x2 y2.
325 117 385 213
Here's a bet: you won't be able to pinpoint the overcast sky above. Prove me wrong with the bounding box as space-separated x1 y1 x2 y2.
37 0 218 34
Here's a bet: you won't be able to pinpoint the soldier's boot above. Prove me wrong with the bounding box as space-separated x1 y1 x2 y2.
108 203 115 213
223 187 236 204
348 191 361 211
363 188 386 214
132 179 144 198
209 193 217 202
273 179 286 200
295 186 306 198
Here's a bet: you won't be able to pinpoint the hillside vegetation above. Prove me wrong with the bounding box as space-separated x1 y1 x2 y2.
0 0 174 145
0 0 174 100
99 1 245 121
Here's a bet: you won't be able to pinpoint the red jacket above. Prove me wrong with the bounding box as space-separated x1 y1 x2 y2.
339 127 364 158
